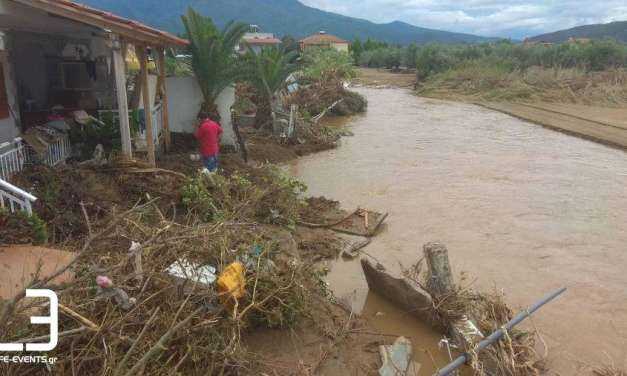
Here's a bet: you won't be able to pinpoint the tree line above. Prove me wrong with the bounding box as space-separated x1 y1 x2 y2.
350 38 627 80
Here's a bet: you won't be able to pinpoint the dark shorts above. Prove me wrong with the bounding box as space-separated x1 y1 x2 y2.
202 154 218 172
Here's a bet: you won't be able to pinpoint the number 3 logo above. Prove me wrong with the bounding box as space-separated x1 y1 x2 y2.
0 289 59 352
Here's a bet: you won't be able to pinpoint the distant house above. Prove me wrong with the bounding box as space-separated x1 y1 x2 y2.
567 37 591 44
299 31 349 53
523 38 553 47
237 25 281 54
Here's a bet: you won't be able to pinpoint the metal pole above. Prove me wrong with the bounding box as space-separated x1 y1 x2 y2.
435 287 567 376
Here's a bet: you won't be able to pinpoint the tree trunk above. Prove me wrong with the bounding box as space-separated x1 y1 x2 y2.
424 242 455 298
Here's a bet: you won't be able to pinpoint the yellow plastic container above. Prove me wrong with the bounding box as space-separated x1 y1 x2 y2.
217 262 246 302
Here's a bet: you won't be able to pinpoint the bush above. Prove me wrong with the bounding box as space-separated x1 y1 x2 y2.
0 209 48 245
302 47 355 82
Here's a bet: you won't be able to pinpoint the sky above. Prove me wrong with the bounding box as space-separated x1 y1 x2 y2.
299 0 627 39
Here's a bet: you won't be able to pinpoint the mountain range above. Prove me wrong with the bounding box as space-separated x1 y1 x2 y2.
529 21 627 43
79 0 494 44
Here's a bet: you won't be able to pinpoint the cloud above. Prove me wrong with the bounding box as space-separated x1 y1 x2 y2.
298 0 627 39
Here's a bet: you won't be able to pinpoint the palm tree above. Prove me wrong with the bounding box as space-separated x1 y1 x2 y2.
241 46 298 124
181 8 248 119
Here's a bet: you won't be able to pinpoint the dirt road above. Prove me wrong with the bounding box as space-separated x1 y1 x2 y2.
480 101 627 149
289 87 627 374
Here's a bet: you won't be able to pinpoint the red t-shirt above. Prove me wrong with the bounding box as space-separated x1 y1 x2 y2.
194 119 223 157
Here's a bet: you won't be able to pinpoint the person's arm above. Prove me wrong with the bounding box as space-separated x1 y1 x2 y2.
194 122 204 139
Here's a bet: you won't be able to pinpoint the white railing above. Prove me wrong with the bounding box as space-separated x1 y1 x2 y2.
0 134 71 181
0 177 37 215
99 102 163 150
0 138 29 181
138 104 163 148
152 103 163 147
43 135 71 167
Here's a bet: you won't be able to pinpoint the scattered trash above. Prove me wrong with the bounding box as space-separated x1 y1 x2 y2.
217 262 246 303
241 244 276 272
378 336 420 376
341 237 372 259
166 259 217 287
129 241 143 282
95 276 135 311
96 275 113 289
451 315 484 346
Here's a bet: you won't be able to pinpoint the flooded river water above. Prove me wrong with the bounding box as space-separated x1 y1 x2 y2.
288 88 627 374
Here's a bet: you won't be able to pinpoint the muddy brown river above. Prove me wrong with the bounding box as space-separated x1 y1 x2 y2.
289 88 627 374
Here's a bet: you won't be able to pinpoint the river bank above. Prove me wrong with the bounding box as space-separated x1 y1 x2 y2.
356 67 627 150
290 85 627 374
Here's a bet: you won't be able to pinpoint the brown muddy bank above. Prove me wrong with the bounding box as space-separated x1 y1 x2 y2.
290 87 627 374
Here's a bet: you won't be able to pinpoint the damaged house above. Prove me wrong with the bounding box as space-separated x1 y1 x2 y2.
0 0 238 215
0 0 188 179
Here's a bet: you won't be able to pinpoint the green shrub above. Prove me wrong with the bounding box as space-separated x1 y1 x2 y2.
302 47 355 82
0 209 48 245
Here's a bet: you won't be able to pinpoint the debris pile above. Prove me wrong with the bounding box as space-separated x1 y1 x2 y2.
287 80 367 118
404 244 546 376
362 242 548 375
0 146 389 374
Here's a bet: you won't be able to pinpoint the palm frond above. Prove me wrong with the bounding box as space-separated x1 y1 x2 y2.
181 8 247 109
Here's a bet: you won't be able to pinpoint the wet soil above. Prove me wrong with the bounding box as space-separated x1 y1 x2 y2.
480 101 627 149
355 68 417 88
289 87 627 374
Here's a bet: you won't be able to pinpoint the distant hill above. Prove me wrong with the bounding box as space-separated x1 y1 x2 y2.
80 0 493 45
529 21 627 43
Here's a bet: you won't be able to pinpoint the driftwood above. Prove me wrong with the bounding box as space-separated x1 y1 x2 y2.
361 258 440 329
424 242 455 298
341 237 371 259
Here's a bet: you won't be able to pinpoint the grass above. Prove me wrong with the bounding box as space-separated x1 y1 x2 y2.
417 62 627 106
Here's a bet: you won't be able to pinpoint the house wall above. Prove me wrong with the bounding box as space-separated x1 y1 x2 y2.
0 32 20 144
332 43 349 53
11 32 111 112
165 76 236 147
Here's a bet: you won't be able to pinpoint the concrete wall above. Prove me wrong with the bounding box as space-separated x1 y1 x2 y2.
165 76 236 147
0 32 20 144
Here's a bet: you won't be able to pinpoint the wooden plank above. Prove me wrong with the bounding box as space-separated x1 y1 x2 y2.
157 47 171 152
138 45 156 167
112 36 132 158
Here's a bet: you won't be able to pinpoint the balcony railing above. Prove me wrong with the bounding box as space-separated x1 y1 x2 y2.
0 134 71 181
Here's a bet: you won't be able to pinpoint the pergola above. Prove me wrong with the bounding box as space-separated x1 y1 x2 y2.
7 0 189 166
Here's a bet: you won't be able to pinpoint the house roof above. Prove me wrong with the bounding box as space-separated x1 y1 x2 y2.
300 32 349 45
10 0 188 46
243 37 282 45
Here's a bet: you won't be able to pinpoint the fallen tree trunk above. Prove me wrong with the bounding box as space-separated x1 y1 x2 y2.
361 258 441 330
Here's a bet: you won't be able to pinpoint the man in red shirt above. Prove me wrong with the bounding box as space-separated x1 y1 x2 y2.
194 112 223 172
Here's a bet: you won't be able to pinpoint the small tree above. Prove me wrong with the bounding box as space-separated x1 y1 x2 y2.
351 37 363 65
241 46 298 124
181 8 248 119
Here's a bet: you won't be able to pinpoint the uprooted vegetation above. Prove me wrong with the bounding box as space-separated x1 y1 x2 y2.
401 255 546 376
412 40 627 106
290 48 367 118
231 47 367 163
0 153 377 374
417 64 627 106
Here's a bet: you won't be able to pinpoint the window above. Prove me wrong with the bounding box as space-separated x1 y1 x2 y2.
0 62 9 119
